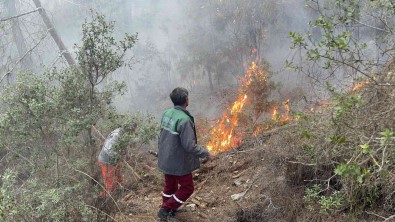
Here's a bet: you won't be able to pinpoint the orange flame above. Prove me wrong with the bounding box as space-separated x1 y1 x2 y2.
271 99 298 122
272 106 279 120
352 80 369 91
281 99 291 121
253 127 261 136
207 62 258 155
206 62 300 155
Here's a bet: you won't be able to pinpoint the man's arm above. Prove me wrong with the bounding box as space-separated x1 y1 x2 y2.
178 120 209 158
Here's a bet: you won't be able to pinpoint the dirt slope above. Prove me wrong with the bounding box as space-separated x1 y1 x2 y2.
93 127 328 222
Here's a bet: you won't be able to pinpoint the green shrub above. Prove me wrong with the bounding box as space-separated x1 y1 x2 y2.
0 169 94 221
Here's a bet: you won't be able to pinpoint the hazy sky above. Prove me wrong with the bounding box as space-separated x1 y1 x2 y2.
8 1 321 116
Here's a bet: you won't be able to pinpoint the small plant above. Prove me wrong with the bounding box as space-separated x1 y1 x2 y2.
304 184 344 213
304 184 321 211
318 191 343 212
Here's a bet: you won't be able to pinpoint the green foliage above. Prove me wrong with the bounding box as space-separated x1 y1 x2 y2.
0 169 93 221
379 129 394 146
332 105 392 208
328 84 363 120
304 184 321 206
287 0 395 218
289 31 306 48
75 11 137 89
294 79 395 215
290 9 361 72
328 135 346 144
334 163 364 183
301 129 312 139
304 184 344 213
288 0 395 83
319 191 343 212
0 12 141 221
101 112 160 155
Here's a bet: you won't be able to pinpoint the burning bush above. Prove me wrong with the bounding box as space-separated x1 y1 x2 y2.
206 61 276 155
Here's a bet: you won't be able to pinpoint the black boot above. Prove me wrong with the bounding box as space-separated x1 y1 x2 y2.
157 207 175 219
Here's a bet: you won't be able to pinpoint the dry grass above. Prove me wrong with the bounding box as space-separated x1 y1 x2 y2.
94 65 395 221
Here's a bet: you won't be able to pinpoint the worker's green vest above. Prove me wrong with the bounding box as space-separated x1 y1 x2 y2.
160 107 197 141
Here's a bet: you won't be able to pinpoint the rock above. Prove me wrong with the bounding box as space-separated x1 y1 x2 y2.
185 203 197 211
231 191 246 201
233 179 242 186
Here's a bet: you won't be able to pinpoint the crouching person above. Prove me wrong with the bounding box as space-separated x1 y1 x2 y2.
98 127 130 197
157 87 210 219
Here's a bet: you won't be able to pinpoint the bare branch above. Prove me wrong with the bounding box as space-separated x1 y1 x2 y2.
5 146 34 166
320 54 377 84
0 31 48 84
351 18 390 33
365 211 386 220
384 215 395 222
0 8 41 22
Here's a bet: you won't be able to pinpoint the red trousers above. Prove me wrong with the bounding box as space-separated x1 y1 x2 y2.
161 173 194 211
98 160 122 194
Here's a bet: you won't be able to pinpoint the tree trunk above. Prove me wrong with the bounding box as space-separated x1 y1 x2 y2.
206 69 214 91
32 0 76 66
5 0 34 73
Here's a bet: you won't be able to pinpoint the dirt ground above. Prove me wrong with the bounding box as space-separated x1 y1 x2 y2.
91 65 395 222
94 130 383 222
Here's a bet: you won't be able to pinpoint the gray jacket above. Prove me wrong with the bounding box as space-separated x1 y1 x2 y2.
98 128 123 165
158 106 209 176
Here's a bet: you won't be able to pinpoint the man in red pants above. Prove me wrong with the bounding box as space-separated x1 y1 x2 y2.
98 127 125 197
157 87 210 219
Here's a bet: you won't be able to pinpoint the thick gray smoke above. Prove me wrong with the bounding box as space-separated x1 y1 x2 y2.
8 0 317 117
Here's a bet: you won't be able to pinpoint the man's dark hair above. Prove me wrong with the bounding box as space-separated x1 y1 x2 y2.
170 87 188 106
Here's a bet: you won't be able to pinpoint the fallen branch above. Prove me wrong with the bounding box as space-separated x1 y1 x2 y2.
287 161 317 166
365 211 386 220
185 178 209 209
123 192 135 202
384 215 395 222
237 147 265 153
191 198 208 208
232 170 245 179
189 179 208 200
123 159 143 181
259 123 298 137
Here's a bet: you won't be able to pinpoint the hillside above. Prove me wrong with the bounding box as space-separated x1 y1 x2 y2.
1 1 395 222
95 68 394 222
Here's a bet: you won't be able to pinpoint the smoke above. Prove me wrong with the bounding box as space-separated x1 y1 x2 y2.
11 0 318 118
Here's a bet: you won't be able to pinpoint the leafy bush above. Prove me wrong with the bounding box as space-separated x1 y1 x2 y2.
0 169 94 221
0 11 144 221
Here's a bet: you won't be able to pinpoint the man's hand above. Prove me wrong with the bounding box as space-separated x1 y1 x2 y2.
201 153 212 164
